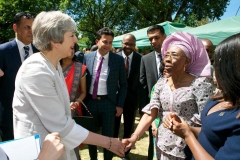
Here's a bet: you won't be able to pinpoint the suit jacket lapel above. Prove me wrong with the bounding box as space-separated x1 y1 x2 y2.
106 52 114 94
108 51 114 75
10 40 22 67
118 52 123 57
31 43 39 53
150 51 158 80
89 51 97 76
129 52 137 79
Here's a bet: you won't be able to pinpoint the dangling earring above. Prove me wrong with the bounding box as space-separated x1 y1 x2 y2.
213 88 222 96
183 65 186 72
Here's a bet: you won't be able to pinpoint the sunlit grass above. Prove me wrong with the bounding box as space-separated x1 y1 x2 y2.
79 112 150 160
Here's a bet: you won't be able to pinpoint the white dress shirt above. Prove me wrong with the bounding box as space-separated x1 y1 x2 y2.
89 51 109 95
15 38 33 62
13 53 89 160
155 51 162 76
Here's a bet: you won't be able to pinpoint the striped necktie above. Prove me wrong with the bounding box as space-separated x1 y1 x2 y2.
23 46 29 60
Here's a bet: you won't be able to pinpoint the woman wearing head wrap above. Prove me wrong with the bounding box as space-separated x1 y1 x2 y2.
164 32 240 160
123 32 213 159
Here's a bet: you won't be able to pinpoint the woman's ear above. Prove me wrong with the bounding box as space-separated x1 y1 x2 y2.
50 41 59 49
183 58 191 72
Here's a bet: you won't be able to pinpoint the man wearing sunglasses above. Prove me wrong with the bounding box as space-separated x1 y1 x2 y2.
0 12 38 141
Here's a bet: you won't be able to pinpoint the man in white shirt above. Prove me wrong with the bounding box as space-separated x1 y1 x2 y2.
84 27 127 160
0 12 38 141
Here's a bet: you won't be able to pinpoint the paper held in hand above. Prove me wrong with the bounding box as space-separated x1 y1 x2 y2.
0 134 41 160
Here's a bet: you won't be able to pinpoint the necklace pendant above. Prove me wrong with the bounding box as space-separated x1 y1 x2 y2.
219 112 225 116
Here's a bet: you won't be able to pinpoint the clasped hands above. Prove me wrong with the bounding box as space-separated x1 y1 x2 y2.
121 133 139 153
163 113 192 139
70 99 82 111
107 135 138 157
120 113 192 154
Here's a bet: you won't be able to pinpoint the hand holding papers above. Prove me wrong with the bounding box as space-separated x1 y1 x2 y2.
0 133 64 160
37 132 65 160
0 134 41 160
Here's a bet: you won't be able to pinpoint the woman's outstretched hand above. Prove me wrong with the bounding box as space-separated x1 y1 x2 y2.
107 138 125 157
122 134 138 153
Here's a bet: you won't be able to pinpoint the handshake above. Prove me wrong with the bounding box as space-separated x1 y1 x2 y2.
38 133 140 160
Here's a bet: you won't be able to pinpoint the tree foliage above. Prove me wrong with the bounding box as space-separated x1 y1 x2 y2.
0 0 230 45
0 0 61 43
127 0 230 27
61 0 136 46
62 0 230 46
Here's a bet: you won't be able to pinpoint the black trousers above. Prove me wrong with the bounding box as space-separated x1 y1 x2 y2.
148 126 154 160
87 98 115 160
114 94 137 155
138 113 153 160
1 126 14 141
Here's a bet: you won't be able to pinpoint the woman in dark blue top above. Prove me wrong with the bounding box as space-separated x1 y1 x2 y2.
163 32 240 160
197 98 240 159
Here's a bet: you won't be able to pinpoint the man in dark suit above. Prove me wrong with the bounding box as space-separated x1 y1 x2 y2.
139 25 166 160
0 12 38 141
113 34 141 160
74 43 84 64
84 27 127 160
201 39 214 76
0 69 3 136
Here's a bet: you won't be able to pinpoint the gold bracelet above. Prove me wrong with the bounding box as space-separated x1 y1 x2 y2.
108 138 112 149
131 133 139 140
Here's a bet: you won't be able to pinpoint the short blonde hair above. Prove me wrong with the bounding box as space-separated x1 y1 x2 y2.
32 11 76 51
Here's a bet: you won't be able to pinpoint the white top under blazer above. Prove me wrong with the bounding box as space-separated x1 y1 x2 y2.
13 52 89 160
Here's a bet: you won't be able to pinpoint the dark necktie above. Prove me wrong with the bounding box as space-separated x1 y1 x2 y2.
92 56 104 99
125 56 129 77
158 54 163 79
23 46 29 60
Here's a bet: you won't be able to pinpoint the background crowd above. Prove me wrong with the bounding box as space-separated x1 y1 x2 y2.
0 10 239 160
